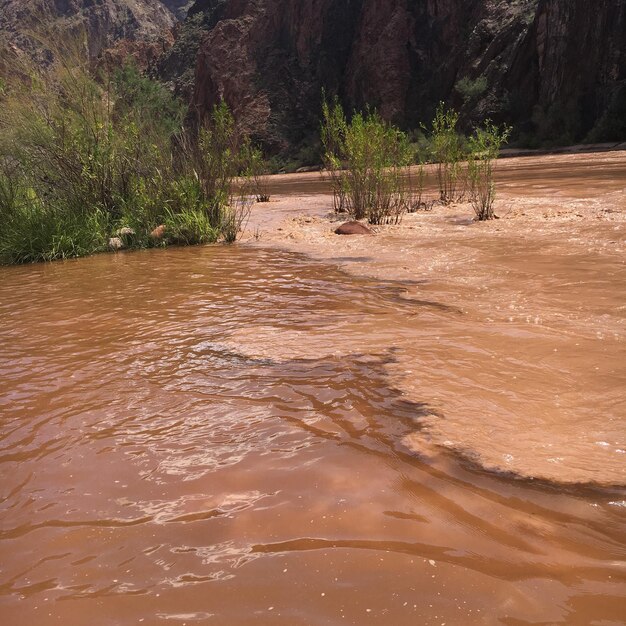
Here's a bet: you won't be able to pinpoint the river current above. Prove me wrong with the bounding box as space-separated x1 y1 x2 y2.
1 238 624 624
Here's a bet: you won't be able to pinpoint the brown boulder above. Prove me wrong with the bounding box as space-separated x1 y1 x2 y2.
334 221 373 236
150 224 166 240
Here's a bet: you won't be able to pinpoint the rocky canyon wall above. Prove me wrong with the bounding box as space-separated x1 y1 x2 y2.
162 0 625 150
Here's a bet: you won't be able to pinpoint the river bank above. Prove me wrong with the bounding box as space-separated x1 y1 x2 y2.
243 150 626 487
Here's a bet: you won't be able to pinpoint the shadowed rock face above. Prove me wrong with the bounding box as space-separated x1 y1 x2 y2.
508 0 626 143
163 0 625 149
160 0 194 20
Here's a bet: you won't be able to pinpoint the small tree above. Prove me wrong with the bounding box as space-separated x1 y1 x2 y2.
247 145 271 202
178 101 254 240
321 97 413 225
467 121 511 220
404 163 428 212
429 102 465 204
320 95 349 213
455 76 488 105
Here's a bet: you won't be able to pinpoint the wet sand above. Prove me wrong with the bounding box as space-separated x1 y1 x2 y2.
245 151 626 486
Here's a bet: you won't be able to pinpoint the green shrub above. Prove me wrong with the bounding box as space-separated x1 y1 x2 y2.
247 146 271 202
0 52 258 263
320 96 349 212
467 121 511 220
321 97 413 224
177 101 255 239
428 102 466 204
219 195 253 243
112 63 186 138
456 76 488 104
405 163 428 212
164 208 219 246
0 198 109 264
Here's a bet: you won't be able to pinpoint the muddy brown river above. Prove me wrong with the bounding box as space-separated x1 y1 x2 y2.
1 152 625 624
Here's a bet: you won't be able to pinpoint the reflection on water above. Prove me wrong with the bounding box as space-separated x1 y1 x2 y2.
0 246 625 625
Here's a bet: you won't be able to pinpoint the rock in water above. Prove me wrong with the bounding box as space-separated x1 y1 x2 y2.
116 226 136 246
334 221 373 235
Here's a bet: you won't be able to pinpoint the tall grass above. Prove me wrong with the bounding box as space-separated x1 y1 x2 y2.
0 53 256 264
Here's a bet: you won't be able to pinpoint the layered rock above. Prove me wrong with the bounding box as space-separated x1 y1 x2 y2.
164 0 625 149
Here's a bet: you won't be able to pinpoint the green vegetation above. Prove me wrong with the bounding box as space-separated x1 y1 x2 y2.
163 208 219 246
429 103 466 204
247 147 271 202
420 103 510 217
405 163 429 213
467 121 511 220
321 97 414 225
455 76 488 105
321 97 510 223
0 58 255 264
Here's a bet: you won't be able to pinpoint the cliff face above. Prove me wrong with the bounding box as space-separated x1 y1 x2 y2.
165 0 625 150
508 0 626 143
0 0 177 70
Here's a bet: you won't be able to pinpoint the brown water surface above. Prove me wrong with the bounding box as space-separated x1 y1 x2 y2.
267 150 626 199
1 241 625 625
252 152 626 487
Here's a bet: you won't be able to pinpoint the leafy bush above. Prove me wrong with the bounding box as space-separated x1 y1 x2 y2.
164 208 219 246
404 164 430 212
429 103 466 204
220 195 254 243
456 76 488 104
247 146 271 202
0 154 110 263
467 121 511 220
320 96 349 212
321 97 413 224
0 193 109 263
177 102 256 240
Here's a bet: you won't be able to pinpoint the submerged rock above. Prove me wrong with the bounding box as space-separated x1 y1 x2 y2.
334 221 373 236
